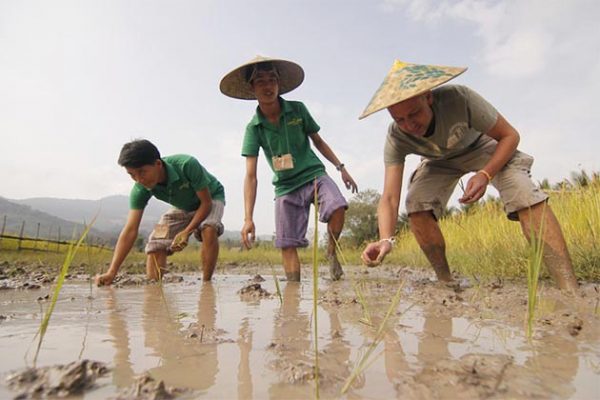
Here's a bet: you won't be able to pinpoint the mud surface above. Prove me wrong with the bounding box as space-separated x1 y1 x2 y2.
0 262 599 399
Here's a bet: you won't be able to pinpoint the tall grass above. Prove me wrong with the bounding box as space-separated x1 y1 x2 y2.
390 183 600 281
31 219 96 366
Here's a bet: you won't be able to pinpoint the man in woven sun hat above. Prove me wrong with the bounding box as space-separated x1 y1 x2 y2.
359 60 579 292
220 55 358 282
95 139 226 285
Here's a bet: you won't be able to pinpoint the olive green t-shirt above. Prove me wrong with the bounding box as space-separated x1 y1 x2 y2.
384 85 499 165
129 154 225 211
241 98 326 197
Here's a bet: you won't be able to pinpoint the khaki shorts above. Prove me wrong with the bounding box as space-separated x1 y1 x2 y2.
405 136 548 221
145 200 225 254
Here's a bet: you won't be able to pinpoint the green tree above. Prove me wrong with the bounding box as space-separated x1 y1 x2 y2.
343 189 381 246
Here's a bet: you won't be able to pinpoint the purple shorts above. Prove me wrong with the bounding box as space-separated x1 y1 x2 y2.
274 175 348 248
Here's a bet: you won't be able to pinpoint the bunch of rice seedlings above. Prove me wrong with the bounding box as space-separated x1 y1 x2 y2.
32 219 96 365
526 206 546 339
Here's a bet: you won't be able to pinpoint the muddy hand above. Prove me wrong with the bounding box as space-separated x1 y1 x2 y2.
169 231 189 252
459 173 488 204
95 272 115 287
361 241 390 267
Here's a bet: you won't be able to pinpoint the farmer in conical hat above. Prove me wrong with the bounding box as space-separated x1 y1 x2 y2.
220 56 358 282
360 60 578 293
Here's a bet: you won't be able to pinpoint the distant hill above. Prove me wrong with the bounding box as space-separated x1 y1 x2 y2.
2 195 251 245
0 196 108 242
11 195 169 235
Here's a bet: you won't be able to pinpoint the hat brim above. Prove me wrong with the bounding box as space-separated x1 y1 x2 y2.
359 62 467 119
220 56 305 100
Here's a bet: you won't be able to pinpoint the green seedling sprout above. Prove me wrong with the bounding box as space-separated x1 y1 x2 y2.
341 281 406 394
31 217 96 366
353 281 373 327
271 266 283 305
312 179 320 399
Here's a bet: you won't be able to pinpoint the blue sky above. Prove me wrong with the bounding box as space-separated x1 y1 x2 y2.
1 0 599 235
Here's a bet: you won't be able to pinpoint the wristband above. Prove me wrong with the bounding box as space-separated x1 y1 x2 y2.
379 237 396 247
336 163 345 171
478 169 492 182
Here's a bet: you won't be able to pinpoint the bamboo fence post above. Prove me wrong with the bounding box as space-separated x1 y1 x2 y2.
0 215 6 248
17 220 25 251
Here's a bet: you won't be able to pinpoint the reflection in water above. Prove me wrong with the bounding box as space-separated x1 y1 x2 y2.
142 283 219 390
105 288 135 387
418 310 452 365
237 318 253 399
267 282 313 398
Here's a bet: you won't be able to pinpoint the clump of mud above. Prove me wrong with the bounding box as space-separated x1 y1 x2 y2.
5 359 109 399
183 322 234 344
115 372 189 399
237 282 272 300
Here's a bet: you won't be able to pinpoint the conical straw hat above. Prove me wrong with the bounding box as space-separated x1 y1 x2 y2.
359 60 467 119
220 55 305 100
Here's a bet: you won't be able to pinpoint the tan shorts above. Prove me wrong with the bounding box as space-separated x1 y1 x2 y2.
145 200 225 254
405 136 548 221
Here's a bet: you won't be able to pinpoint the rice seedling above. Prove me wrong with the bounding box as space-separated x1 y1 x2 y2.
271 265 283 304
311 179 320 399
525 205 546 339
353 281 373 327
31 218 96 366
341 281 406 395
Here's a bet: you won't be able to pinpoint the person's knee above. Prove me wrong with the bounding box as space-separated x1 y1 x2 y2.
201 225 219 243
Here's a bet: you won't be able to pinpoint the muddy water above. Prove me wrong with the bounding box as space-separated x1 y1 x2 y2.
0 271 599 399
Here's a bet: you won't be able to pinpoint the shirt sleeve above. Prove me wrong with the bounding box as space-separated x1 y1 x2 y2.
241 123 261 157
298 102 321 134
129 183 151 210
464 86 499 134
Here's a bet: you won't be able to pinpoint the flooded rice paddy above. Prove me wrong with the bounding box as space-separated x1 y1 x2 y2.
0 266 599 399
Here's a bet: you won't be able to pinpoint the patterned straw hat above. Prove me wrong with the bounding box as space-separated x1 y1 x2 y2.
219 55 305 100
359 60 467 119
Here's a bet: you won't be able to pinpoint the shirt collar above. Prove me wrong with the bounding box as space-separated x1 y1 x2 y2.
250 97 292 126
161 158 181 186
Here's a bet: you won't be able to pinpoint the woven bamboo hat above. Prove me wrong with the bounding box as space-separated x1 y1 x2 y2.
219 55 305 100
359 60 467 119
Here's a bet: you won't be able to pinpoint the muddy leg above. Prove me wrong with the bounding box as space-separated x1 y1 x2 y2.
517 202 579 293
327 207 345 281
409 211 453 282
282 247 301 281
146 251 167 280
201 226 219 281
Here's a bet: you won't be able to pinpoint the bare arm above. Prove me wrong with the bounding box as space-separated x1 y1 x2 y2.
242 156 258 249
460 114 519 203
361 163 404 266
96 209 143 285
309 132 358 193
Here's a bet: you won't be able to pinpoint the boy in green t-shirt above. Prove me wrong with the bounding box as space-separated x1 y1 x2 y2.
220 56 358 282
95 139 226 285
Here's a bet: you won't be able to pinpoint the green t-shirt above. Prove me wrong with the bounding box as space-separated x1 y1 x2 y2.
129 154 225 211
241 98 326 197
384 85 499 165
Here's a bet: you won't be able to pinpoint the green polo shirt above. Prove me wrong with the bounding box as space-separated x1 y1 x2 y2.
129 154 225 211
241 98 326 197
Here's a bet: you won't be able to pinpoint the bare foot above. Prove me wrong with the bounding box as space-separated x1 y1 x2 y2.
329 254 344 281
